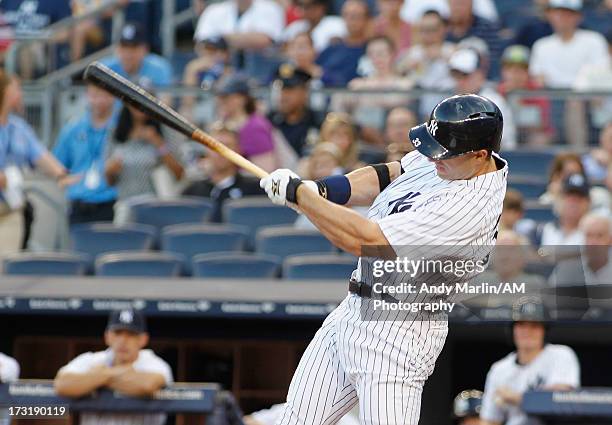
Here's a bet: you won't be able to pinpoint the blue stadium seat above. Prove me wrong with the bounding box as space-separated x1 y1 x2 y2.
3 252 87 276
161 224 249 275
130 198 214 235
95 252 183 277
71 222 156 263
523 205 556 223
192 253 280 278
223 197 298 247
502 151 555 181
256 226 335 261
283 254 356 280
508 182 547 200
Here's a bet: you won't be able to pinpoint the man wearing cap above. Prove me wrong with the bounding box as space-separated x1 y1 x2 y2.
449 47 517 148
54 308 173 425
498 45 554 146
101 22 173 88
540 173 590 246
530 0 609 89
480 297 580 425
452 390 482 425
268 63 325 156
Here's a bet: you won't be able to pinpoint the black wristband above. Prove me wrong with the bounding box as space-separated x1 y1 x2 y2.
286 177 303 204
371 163 391 192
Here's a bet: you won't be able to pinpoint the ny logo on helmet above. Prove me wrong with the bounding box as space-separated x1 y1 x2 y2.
427 120 438 136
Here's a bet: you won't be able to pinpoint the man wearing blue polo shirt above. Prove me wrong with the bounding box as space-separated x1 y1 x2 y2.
53 83 118 225
101 22 173 88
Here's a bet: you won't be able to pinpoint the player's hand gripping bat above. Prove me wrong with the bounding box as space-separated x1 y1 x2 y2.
83 62 268 179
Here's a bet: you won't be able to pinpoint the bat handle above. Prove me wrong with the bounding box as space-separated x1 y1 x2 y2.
192 129 269 179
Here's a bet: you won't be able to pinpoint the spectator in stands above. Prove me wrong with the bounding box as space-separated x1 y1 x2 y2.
480 297 580 425
70 0 125 61
530 0 610 146
384 107 416 150
500 189 537 241
531 0 609 89
498 45 554 146
268 63 324 156
372 0 411 54
54 308 173 425
215 74 278 171
540 152 585 205
549 212 611 287
318 112 361 171
396 10 455 119
316 0 371 87
582 122 612 182
452 390 482 425
282 0 346 52
0 0 72 79
446 0 503 79
101 22 173 87
573 30 612 135
302 142 343 180
182 122 263 222
53 83 118 225
0 352 18 425
480 230 545 287
0 71 67 256
285 33 323 80
449 48 517 149
183 36 233 90
540 173 590 246
193 0 285 77
105 102 184 224
400 0 499 24
331 36 413 139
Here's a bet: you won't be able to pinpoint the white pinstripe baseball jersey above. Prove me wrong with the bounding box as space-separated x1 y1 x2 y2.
277 150 508 425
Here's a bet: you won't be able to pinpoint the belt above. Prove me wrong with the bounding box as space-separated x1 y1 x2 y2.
348 279 398 303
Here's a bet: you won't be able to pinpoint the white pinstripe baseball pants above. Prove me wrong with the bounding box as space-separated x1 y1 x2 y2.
276 294 448 425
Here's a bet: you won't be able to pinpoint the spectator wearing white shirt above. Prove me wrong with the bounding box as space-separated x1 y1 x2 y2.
54 309 173 425
449 48 517 149
530 0 609 89
282 0 346 52
193 0 285 80
480 297 580 425
540 173 590 246
399 0 498 24
530 0 610 146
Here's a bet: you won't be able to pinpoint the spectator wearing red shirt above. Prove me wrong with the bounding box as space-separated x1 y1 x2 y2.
372 0 411 55
498 45 554 146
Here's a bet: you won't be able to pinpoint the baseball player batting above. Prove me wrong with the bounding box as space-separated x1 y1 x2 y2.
260 94 508 425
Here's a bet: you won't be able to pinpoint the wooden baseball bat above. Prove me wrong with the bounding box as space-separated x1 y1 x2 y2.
83 61 269 179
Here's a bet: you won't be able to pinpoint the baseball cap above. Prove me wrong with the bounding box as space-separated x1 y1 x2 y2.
274 63 312 88
119 22 147 46
106 308 147 334
501 45 530 66
562 173 590 197
453 390 483 419
448 48 481 75
547 0 582 11
202 36 229 51
214 74 251 96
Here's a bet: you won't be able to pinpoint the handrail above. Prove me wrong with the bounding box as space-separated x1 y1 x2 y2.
36 45 115 86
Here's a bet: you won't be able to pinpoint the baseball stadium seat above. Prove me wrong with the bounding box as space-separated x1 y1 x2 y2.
130 198 214 236
508 182 547 200
161 224 249 275
283 254 356 280
223 197 298 247
192 253 280 278
3 252 87 276
255 226 335 261
95 252 183 277
70 222 156 264
502 151 556 181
